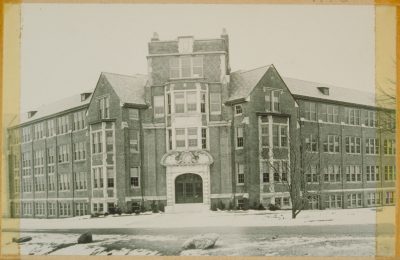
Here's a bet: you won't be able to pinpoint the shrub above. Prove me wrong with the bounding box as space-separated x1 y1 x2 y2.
217 200 225 210
228 201 234 211
140 203 146 213
159 202 165 212
134 209 141 215
151 201 159 213
104 212 109 216
210 203 217 211
258 203 266 210
268 203 280 211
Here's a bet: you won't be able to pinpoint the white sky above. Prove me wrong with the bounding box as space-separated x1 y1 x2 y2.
20 4 375 112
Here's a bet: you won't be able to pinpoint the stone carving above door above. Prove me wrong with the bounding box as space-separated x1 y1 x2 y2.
161 150 214 166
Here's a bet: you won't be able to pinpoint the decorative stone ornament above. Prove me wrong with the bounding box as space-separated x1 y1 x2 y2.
161 150 214 167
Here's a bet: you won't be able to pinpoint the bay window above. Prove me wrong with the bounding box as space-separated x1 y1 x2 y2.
154 96 165 118
169 56 204 79
210 93 221 114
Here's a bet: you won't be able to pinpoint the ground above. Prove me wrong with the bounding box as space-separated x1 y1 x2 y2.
1 207 395 256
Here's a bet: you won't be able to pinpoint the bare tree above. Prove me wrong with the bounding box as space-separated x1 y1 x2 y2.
265 132 321 219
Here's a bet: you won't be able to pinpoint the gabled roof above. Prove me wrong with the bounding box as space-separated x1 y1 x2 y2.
282 77 376 108
228 65 272 102
18 91 93 125
102 72 148 106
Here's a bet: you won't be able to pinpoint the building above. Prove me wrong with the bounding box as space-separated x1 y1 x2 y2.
6 30 396 218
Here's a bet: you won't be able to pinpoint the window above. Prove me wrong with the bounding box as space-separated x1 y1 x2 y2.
384 139 396 155
347 193 362 208
73 142 86 161
98 96 110 119
167 94 172 115
129 130 139 153
33 123 44 140
273 162 280 182
92 167 103 189
107 168 114 188
261 161 269 183
384 165 395 181
272 91 280 112
186 91 197 112
154 96 165 118
385 191 395 204
106 131 114 153
174 92 185 113
201 128 207 149
236 127 244 148
200 92 206 113
306 165 319 183
73 110 86 131
364 110 376 127
344 108 361 125
325 195 343 209
281 161 288 182
305 134 318 152
57 144 70 163
168 129 173 150
345 136 361 154
130 167 140 188
366 166 379 182
237 164 245 184
75 202 88 216
175 128 186 149
365 138 379 154
92 132 103 154
367 192 381 206
58 172 70 191
57 115 69 134
22 127 31 143
187 128 198 148
129 108 139 120
210 93 221 114
47 119 55 137
319 104 339 123
169 56 203 79
272 124 288 148
235 105 243 115
260 116 269 147
323 135 340 153
324 165 341 183
48 169 56 191
265 90 272 111
74 172 87 190
304 102 316 121
345 165 362 182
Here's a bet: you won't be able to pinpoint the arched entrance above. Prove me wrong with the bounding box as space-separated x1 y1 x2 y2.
175 173 203 204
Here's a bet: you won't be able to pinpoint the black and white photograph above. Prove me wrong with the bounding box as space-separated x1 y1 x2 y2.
1 2 397 257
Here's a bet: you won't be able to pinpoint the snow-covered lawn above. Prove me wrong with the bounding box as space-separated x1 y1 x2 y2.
14 207 381 230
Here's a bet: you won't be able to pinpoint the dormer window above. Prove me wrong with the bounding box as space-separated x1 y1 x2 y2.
27 111 37 119
80 92 91 102
235 105 243 115
178 37 193 53
318 87 330 95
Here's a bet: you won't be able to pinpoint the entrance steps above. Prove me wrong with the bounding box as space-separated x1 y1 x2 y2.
165 203 210 213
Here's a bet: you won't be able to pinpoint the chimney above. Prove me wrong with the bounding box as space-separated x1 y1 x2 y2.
221 28 231 75
27 111 37 119
151 32 159 42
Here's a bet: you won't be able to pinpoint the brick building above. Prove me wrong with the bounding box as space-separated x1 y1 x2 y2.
6 30 396 218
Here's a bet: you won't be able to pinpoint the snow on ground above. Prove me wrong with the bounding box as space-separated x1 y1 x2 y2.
15 207 380 231
18 232 163 256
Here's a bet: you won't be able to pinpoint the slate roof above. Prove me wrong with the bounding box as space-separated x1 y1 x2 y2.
102 72 148 106
19 91 93 125
227 65 272 102
282 77 376 107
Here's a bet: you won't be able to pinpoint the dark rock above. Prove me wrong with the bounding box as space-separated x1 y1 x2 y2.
77 232 93 244
12 236 32 243
182 233 219 250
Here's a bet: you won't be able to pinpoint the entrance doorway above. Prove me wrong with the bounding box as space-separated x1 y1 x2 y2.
175 173 203 204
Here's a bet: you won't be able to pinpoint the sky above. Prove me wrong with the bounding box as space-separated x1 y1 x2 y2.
20 4 375 112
